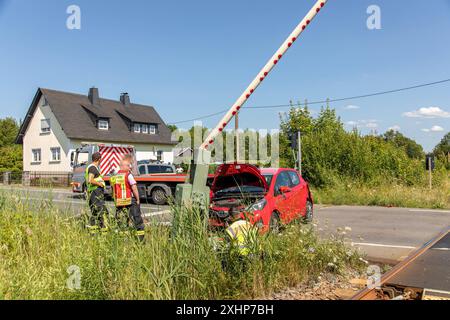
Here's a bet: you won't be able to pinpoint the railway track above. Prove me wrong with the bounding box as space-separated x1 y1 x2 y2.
353 228 450 300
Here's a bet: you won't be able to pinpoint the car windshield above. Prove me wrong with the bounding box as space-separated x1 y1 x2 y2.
215 185 266 195
263 174 274 186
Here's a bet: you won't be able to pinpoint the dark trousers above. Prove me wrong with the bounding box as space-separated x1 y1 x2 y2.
115 198 145 240
88 188 109 230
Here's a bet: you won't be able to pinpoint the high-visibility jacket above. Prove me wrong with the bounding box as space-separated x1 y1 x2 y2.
85 164 105 193
225 220 256 256
110 170 133 207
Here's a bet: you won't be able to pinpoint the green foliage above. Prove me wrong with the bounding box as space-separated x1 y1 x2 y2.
0 117 22 173
383 130 425 159
280 106 429 188
0 117 19 148
433 132 450 169
313 179 450 209
167 124 178 133
0 145 22 173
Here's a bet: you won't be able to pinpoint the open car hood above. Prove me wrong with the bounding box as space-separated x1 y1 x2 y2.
211 164 269 194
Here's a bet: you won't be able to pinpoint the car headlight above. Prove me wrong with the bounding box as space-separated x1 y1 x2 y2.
248 199 267 212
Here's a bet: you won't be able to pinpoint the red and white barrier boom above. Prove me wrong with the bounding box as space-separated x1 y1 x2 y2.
176 0 329 207
201 0 328 149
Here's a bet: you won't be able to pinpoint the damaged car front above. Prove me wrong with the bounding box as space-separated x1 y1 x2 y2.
209 164 269 231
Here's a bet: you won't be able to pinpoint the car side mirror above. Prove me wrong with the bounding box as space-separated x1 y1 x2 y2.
279 186 292 194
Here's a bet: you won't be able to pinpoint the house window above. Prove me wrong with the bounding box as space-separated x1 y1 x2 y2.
50 147 61 162
42 97 49 106
41 119 51 134
134 123 141 133
149 125 156 135
141 124 148 134
32 149 42 163
98 119 109 130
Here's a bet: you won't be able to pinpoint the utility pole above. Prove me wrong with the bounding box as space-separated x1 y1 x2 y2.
298 131 302 176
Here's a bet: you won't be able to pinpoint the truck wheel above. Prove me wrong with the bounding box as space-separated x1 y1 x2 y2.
151 187 167 205
304 199 313 224
269 212 280 234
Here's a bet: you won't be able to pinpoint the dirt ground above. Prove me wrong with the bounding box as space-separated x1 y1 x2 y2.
265 270 367 300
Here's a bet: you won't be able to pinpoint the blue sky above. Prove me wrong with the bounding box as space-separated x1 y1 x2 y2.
1 0 449 151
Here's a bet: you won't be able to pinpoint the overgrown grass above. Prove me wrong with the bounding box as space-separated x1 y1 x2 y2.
312 178 450 209
0 192 363 300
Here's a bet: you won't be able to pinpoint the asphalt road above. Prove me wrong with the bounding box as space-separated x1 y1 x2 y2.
315 205 450 264
2 185 449 264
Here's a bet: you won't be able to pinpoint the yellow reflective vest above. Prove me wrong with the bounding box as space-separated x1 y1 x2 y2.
85 164 105 193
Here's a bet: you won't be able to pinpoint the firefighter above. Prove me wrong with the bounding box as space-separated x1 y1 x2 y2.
85 152 109 235
225 211 258 257
110 154 145 242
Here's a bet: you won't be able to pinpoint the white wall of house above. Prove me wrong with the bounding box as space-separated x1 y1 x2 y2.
23 97 73 172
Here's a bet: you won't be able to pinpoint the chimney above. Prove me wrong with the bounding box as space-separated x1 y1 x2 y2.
88 87 100 105
120 92 130 106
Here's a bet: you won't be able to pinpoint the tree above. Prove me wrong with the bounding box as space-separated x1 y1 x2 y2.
0 145 23 172
167 124 178 133
433 132 450 169
382 130 424 160
0 117 20 148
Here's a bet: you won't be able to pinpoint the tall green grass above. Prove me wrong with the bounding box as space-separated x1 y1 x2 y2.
0 192 363 300
312 175 450 209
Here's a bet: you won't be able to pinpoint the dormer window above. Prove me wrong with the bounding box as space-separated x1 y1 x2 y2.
132 123 157 134
98 119 109 130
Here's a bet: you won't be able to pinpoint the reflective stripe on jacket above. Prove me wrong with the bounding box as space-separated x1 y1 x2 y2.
225 220 255 256
110 170 132 207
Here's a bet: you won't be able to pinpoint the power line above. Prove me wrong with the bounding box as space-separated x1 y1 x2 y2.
168 78 450 125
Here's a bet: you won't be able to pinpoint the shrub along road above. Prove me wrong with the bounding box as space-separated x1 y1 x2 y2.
2 185 449 264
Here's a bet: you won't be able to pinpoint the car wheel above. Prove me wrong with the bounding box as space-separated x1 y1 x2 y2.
151 187 167 205
269 212 281 234
304 199 313 223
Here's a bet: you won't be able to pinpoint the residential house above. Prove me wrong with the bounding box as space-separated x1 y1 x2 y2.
16 87 177 173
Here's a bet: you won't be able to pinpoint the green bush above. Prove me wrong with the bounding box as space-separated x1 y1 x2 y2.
280 106 441 189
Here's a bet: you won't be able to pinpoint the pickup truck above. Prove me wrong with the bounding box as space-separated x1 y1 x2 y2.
71 143 212 205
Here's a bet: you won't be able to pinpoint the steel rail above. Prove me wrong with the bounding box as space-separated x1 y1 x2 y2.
352 227 450 300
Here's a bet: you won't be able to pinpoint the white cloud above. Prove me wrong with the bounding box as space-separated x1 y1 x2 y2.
346 120 378 129
421 125 444 133
403 107 450 118
344 105 360 110
388 125 401 131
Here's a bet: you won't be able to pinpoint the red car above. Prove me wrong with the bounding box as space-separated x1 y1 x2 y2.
209 164 313 232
